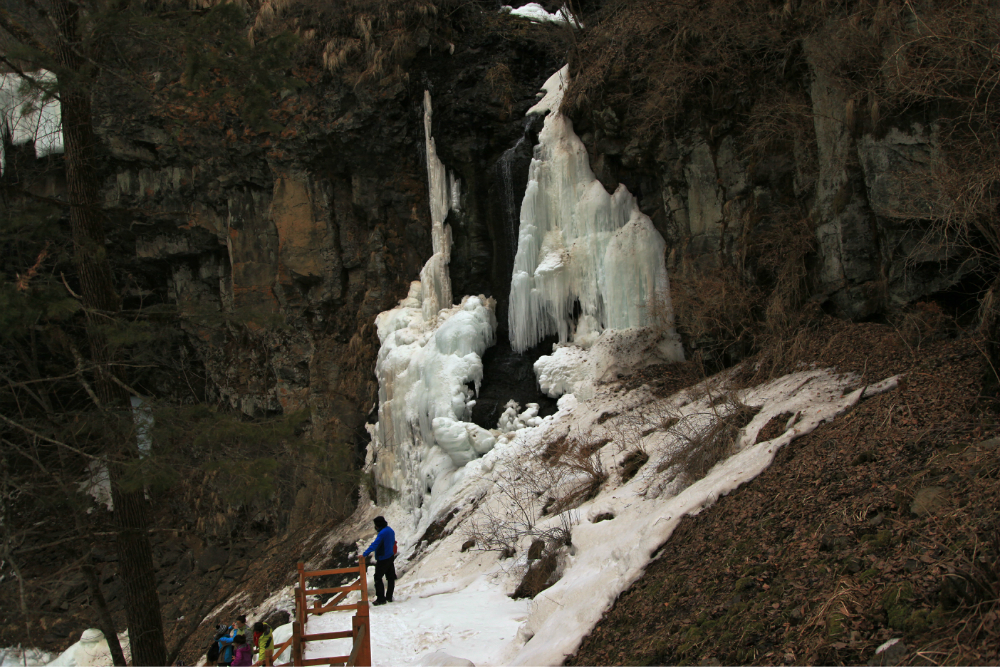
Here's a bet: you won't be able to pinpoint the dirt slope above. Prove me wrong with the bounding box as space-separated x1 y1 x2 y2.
569 321 1000 666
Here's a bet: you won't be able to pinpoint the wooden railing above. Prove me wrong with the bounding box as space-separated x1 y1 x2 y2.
253 557 371 667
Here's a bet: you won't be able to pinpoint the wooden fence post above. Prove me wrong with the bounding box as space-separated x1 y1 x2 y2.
354 555 371 666
296 562 307 627
291 621 302 666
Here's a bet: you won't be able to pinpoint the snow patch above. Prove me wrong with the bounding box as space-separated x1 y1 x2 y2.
500 3 582 27
0 71 62 175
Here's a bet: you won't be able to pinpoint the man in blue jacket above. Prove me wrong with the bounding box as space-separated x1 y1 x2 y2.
216 614 246 666
363 516 396 605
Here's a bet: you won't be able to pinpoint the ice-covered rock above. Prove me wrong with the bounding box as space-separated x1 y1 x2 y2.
44 629 128 667
496 401 545 433
500 3 582 27
508 66 682 359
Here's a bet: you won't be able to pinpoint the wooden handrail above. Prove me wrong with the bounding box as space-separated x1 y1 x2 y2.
289 556 371 666
301 630 353 642
301 656 350 666
303 566 362 576
304 585 359 596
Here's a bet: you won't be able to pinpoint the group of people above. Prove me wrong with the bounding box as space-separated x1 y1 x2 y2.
205 515 396 666
209 616 274 667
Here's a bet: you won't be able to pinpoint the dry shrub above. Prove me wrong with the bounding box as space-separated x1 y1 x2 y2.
543 434 608 514
670 267 761 367
893 301 954 352
658 393 759 484
485 61 516 118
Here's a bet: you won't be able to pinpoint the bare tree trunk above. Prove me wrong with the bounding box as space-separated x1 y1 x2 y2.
53 0 167 663
82 554 128 667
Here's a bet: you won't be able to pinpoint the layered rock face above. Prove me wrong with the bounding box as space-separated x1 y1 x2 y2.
568 37 975 329
92 4 972 482
94 26 559 490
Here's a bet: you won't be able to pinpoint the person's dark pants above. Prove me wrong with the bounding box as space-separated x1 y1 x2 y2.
374 556 396 602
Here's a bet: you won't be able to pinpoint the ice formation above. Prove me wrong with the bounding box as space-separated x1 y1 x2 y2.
500 3 582 27
44 629 129 667
508 66 681 358
368 92 498 513
0 70 62 174
497 401 543 433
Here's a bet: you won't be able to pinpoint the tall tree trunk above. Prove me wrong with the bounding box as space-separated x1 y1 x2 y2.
82 554 128 667
54 1 167 664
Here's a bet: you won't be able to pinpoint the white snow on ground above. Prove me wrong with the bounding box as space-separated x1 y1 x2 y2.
9 629 129 667
500 4 582 27
0 648 53 667
0 70 62 174
221 352 899 667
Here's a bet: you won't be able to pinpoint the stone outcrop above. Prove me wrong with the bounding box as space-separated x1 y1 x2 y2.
571 29 977 334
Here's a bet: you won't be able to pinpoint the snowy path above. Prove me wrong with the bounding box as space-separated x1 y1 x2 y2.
275 577 528 667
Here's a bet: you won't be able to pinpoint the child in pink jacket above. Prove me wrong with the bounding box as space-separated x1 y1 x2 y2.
230 634 254 666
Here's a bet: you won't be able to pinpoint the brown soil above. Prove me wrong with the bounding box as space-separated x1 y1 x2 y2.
569 320 1000 666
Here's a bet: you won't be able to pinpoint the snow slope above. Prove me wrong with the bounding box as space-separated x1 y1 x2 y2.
246 354 899 666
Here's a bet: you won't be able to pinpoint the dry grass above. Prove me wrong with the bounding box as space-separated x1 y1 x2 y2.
248 0 458 87
658 392 760 485
485 61 516 119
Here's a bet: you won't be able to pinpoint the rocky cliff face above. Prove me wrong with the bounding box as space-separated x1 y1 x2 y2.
92 21 559 516
567 29 976 337
95 3 975 488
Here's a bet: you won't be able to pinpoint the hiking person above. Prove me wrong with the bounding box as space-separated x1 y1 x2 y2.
253 621 275 666
230 634 253 666
363 515 396 605
206 624 227 664
216 614 247 666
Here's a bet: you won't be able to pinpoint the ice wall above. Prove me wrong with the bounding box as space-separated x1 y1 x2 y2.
368 92 498 513
508 67 681 355
0 70 62 174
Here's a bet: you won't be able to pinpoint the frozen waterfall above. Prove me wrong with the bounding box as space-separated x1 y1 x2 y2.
368 91 498 513
508 66 682 356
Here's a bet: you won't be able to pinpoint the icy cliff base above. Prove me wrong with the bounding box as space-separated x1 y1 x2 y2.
508 66 681 358
218 349 899 667
534 327 685 401
371 292 497 513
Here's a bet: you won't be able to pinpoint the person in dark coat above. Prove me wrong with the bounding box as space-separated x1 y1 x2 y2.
363 516 396 605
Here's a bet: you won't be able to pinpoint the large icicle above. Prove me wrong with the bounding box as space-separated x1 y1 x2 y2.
367 92 498 514
420 90 456 326
0 70 63 175
508 67 681 357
